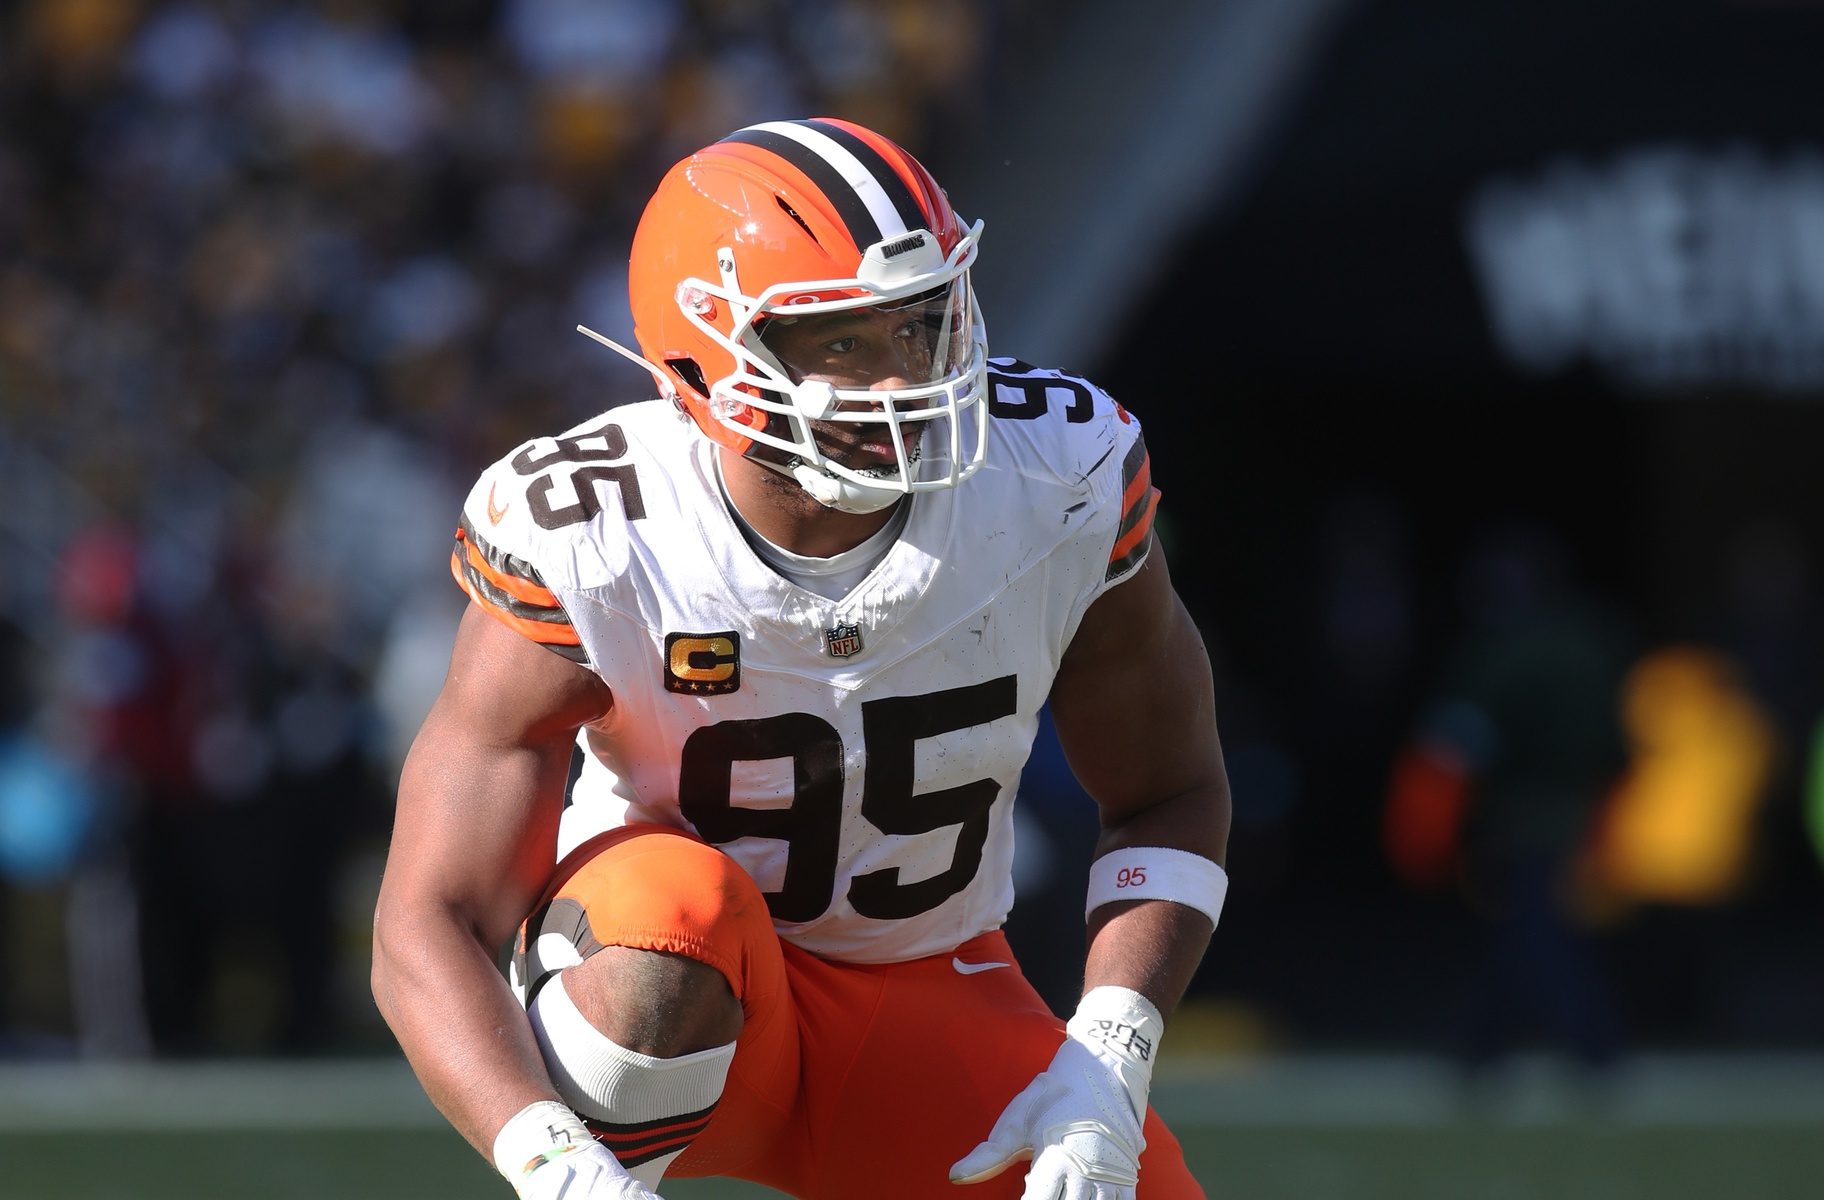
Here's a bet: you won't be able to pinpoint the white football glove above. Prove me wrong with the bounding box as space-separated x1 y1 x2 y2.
950 986 1162 1200
495 1100 659 1200
513 1141 658 1200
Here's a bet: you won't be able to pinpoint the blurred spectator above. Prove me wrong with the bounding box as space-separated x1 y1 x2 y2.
0 620 104 1054
1386 524 1632 1073
11 0 1808 1066
1807 718 1824 872
0 0 1012 1057
1587 648 1774 909
45 523 198 1054
34 515 399 1056
1709 518 1824 906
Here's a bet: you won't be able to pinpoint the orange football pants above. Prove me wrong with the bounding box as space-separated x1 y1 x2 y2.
520 825 1205 1199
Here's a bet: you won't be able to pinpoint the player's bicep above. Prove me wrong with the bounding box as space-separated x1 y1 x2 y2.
1049 541 1228 856
381 603 613 948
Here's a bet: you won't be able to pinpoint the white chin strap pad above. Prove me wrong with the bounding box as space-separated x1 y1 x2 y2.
788 462 901 514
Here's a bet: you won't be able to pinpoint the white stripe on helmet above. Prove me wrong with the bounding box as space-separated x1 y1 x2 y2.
745 120 912 242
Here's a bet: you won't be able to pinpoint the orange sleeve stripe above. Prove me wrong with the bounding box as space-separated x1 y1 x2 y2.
1120 451 1153 516
1109 487 1161 563
461 533 560 608
450 552 582 646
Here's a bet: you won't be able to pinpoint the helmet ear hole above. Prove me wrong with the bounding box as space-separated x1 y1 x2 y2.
667 358 709 399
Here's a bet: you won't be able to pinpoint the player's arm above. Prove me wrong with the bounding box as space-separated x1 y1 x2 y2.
954 537 1229 1196
1053 535 1229 1010
371 602 625 1191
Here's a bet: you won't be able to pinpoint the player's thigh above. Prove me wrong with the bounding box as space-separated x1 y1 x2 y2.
803 932 1204 1199
515 825 803 1175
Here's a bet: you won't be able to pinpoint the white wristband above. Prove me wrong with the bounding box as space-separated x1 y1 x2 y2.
493 1099 596 1190
1086 847 1228 926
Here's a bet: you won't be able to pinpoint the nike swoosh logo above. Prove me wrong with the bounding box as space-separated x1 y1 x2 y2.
486 482 510 525
952 958 1011 976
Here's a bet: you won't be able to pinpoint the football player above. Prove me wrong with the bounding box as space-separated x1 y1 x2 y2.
372 117 1231 1200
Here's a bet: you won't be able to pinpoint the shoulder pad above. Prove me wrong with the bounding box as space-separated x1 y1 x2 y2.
984 357 1158 585
449 410 657 665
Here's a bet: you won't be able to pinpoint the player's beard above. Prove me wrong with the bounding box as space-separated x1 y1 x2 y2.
810 417 927 482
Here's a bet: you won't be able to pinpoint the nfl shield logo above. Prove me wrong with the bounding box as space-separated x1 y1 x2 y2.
825 622 864 658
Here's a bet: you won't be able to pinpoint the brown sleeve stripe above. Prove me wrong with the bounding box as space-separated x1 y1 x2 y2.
449 547 588 663
458 515 552 587
449 546 575 632
449 549 583 642
598 1125 711 1168
1119 448 1153 518
587 1103 718 1139
1112 483 1161 558
1106 430 1159 582
587 1104 717 1167
458 529 559 608
1107 485 1161 578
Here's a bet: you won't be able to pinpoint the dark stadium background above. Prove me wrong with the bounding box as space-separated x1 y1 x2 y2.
1095 0 1824 1052
2 1 1822 1196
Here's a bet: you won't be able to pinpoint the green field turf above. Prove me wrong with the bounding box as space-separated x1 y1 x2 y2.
7 1124 1824 1199
6 1056 1823 1198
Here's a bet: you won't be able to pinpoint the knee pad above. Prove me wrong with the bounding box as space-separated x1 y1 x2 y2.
513 826 772 1006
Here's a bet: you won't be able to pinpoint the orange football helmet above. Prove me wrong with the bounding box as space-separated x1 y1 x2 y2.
588 118 989 513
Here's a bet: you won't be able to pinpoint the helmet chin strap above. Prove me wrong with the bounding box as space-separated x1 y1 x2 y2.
785 460 904 515
750 384 909 514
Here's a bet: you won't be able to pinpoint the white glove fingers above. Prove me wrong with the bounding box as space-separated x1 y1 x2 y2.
950 1140 1029 1185
951 1073 1053 1183
1017 1163 1066 1200
961 989 1157 1195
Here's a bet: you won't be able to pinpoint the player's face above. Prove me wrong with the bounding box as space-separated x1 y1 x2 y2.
759 287 973 474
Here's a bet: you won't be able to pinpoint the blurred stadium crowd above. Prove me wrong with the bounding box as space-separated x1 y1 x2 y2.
0 0 1016 1056
2 0 1821 1070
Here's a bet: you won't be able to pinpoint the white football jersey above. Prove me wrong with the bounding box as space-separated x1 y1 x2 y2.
452 358 1160 963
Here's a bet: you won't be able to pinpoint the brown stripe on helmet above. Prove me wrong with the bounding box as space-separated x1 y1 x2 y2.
719 128 884 249
802 118 927 233
823 117 962 250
